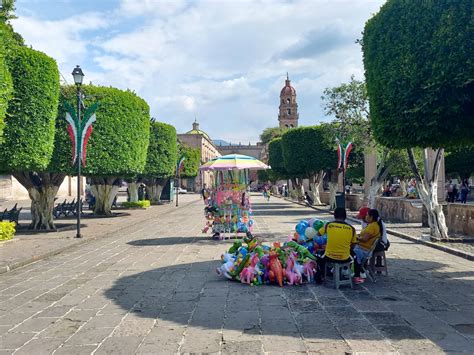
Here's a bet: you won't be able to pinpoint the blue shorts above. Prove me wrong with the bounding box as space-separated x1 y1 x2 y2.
353 245 370 264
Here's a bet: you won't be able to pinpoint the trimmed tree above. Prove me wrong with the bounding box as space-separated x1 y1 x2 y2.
281 126 336 204
0 46 60 229
268 137 297 196
177 143 200 179
142 121 177 203
0 24 13 143
363 0 474 239
61 85 150 215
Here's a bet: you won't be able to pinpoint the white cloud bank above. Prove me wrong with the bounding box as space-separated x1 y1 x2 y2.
13 0 384 142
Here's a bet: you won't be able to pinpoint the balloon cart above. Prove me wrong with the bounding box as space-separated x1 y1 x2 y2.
199 154 269 239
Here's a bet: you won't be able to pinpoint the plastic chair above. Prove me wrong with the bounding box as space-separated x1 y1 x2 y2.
324 259 353 289
359 238 381 283
369 250 388 276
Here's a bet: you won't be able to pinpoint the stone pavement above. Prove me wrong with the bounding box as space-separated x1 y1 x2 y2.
0 194 473 354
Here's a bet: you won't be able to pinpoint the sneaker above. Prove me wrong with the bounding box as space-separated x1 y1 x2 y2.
353 277 365 284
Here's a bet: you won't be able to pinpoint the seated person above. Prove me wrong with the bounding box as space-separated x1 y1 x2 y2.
356 207 390 253
304 191 314 205
315 207 357 283
352 209 383 284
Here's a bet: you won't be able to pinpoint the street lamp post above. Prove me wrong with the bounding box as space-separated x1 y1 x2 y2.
72 65 84 238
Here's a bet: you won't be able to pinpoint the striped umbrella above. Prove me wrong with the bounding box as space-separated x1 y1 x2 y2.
199 154 270 171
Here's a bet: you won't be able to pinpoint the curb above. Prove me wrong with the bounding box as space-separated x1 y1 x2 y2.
0 234 96 275
275 195 474 262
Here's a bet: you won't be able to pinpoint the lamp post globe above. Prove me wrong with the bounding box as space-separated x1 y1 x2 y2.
72 65 84 86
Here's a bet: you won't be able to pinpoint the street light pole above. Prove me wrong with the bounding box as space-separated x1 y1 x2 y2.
72 65 84 238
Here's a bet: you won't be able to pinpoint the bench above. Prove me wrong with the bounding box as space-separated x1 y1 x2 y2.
53 199 83 218
0 203 22 225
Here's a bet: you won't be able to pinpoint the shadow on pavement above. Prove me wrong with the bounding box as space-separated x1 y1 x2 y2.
128 236 224 246
103 257 473 350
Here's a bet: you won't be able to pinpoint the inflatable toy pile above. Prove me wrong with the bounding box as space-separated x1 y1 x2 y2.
216 218 329 286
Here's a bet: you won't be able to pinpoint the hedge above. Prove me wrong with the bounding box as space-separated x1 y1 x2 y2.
60 85 150 176
0 46 59 171
143 121 177 178
121 200 151 209
268 137 289 179
177 143 200 178
363 0 474 148
0 221 15 241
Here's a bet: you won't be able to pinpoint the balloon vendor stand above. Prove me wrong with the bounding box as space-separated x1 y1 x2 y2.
203 169 254 238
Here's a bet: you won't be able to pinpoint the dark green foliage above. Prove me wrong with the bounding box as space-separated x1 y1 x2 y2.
268 137 289 179
0 46 59 171
363 0 474 148
143 121 177 178
281 126 336 178
445 146 474 179
257 169 279 183
178 143 200 178
260 127 284 144
0 24 13 143
0 0 16 22
60 85 150 177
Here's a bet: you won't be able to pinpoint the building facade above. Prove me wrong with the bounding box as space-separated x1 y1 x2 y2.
177 121 221 192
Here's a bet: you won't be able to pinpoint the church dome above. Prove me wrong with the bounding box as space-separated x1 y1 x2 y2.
186 121 211 141
280 74 296 96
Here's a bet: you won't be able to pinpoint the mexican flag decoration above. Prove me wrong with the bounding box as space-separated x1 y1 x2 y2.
336 138 353 171
64 102 98 167
176 155 186 178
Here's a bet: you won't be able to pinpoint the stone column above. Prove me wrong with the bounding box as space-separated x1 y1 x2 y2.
364 151 377 196
426 148 446 201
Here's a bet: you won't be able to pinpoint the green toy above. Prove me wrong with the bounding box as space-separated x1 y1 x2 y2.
287 241 316 260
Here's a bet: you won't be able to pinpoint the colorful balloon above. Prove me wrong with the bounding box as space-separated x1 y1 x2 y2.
304 227 317 239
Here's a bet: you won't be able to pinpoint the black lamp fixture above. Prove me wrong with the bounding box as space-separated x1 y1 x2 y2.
72 65 84 86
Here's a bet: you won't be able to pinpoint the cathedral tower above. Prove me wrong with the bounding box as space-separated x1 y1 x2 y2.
278 73 299 128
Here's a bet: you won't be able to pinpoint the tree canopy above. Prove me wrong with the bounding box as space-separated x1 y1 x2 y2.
143 121 177 179
0 24 13 143
0 46 59 172
177 143 200 178
445 146 474 179
60 85 150 177
363 0 474 148
268 137 289 180
280 126 336 178
260 127 284 144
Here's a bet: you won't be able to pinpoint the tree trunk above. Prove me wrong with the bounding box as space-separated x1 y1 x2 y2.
90 177 120 216
146 184 164 204
407 148 449 240
144 177 168 204
400 178 407 197
291 178 304 199
366 148 390 209
368 181 382 209
329 182 338 210
13 172 65 230
128 182 139 202
309 171 325 205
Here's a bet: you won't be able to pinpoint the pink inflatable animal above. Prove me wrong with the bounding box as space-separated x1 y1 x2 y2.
285 253 302 285
240 253 259 284
303 260 317 282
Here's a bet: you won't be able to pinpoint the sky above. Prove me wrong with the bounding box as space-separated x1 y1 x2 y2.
12 0 385 144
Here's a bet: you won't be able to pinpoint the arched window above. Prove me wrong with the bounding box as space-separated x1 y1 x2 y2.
286 98 290 104
287 109 291 115
290 124 294 128
285 124 289 128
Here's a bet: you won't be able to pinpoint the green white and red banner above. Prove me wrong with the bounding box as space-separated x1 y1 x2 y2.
64 102 98 167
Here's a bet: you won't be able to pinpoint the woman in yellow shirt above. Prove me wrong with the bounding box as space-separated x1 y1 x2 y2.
352 209 383 284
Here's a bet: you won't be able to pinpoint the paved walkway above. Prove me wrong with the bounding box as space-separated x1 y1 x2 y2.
0 194 472 353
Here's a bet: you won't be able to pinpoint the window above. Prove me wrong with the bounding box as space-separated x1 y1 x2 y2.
290 124 294 128
286 98 290 104
287 109 291 115
285 124 289 128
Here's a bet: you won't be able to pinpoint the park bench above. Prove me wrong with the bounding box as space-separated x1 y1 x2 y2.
0 203 22 225
53 199 83 218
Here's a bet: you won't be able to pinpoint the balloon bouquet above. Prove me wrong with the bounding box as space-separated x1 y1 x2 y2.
216 218 328 286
